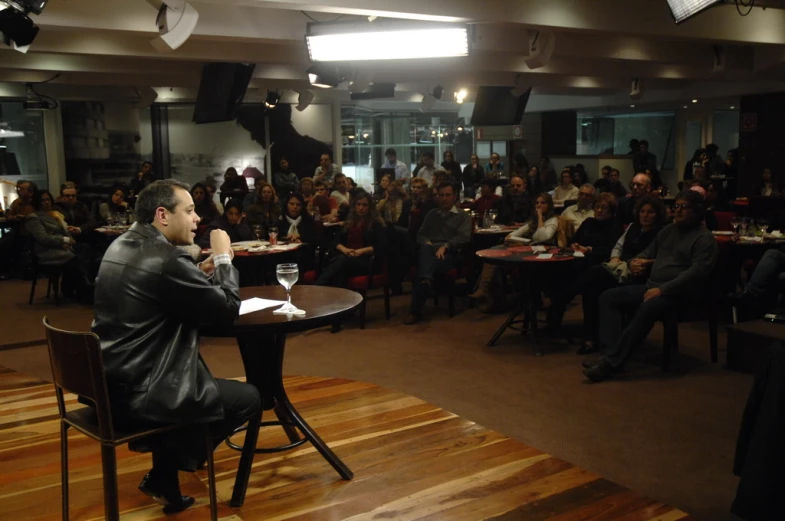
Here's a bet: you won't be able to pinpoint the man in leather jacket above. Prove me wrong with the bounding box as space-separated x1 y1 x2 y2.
92 179 261 514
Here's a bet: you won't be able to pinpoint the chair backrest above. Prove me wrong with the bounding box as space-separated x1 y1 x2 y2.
714 211 736 232
42 316 115 441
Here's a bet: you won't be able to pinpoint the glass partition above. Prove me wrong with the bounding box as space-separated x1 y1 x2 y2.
0 102 47 209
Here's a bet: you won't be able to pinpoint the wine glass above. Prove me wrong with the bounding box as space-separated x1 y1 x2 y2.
488 209 498 227
740 217 750 237
252 224 263 241
274 263 305 315
730 216 741 236
758 218 770 237
268 226 279 245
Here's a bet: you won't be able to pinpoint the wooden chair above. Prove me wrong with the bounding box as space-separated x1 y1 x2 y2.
28 255 65 306
42 317 219 521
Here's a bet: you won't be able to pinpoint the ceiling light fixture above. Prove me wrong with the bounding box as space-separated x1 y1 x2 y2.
454 89 468 104
306 22 469 61
264 90 280 109
692 99 698 103
0 1 44 53
432 85 444 100
630 104 636 108
307 64 341 89
730 105 736 109
295 89 314 112
666 0 725 24
147 0 199 53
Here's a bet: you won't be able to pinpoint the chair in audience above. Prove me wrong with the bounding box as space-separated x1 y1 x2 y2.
42 317 219 521
346 256 391 328
28 254 65 306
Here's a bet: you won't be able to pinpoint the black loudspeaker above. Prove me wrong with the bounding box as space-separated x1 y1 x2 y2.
192 63 256 124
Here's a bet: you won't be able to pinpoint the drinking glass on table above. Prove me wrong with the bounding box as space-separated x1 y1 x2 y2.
252 224 263 242
758 218 770 236
274 263 305 315
268 226 279 245
487 209 498 226
730 216 741 236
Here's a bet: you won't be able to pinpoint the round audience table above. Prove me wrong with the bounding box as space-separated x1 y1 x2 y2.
201 285 362 507
476 245 575 356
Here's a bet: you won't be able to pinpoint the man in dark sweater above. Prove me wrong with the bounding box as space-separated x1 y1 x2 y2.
406 182 471 325
496 175 532 225
584 190 718 382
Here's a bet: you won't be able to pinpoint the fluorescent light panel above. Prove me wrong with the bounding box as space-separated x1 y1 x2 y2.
307 27 469 61
666 0 724 24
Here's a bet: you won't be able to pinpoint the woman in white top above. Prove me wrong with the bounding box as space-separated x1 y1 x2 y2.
505 193 559 245
553 170 579 201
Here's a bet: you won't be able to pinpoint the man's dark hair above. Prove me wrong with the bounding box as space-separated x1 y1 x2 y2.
610 168 620 176
422 151 434 160
385 148 396 156
334 172 347 183
32 189 53 211
480 178 497 190
135 179 191 224
639 139 649 147
634 195 667 226
437 181 457 194
17 179 36 192
224 200 243 215
602 164 613 173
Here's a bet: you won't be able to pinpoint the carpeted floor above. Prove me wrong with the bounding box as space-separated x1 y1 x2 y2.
1 278 750 521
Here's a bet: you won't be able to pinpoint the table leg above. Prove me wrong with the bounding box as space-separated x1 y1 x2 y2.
487 300 523 347
527 273 544 357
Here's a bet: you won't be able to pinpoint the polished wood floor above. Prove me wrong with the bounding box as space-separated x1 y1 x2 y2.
0 366 698 521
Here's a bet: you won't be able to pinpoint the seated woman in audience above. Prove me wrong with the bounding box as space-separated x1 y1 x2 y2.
245 181 281 237
300 177 316 208
191 182 220 242
462 154 485 199
554 170 579 201
374 174 392 203
471 178 501 220
408 177 437 239
25 189 91 301
99 186 130 224
505 193 559 245
526 166 544 195
441 150 462 179
315 190 386 287
204 181 224 214
309 181 339 222
278 192 320 270
545 195 667 353
377 179 410 227
751 167 782 197
198 201 252 248
645 168 667 196
569 193 624 267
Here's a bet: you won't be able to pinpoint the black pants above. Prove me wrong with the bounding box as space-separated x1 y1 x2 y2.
547 264 619 342
119 379 261 474
315 254 372 287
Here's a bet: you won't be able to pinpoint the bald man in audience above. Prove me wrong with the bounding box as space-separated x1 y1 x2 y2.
617 173 652 225
562 184 596 232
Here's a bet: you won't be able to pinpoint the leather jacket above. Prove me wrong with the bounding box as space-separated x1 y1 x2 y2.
91 222 241 424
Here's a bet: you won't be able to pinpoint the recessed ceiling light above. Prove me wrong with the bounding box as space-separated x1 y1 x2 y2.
730 105 736 109
692 99 698 103
683 105 688 109
630 104 635 108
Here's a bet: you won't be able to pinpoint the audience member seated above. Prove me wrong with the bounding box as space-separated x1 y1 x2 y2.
330 173 352 208
496 175 532 225
377 180 410 228
539 156 557 192
583 190 718 382
683 148 704 181
546 195 667 352
273 156 299 197
309 181 339 222
526 166 544 195
645 168 667 196
198 201 252 248
220 167 248 207
603 168 628 200
191 183 220 243
406 182 471 325
470 179 501 220
704 143 726 177
751 167 782 197
573 164 590 187
408 177 437 240
382 148 411 182
569 193 624 267
505 193 559 246
315 190 386 288
462 154 485 199
486 152 504 178
278 192 319 270
617 173 651 225
129 161 154 196
25 189 92 301
633 139 657 174
314 152 339 186
431 169 451 196
204 181 223 214
55 182 97 239
554 170 579 201
374 174 392 203
594 165 613 192
99 186 131 225
441 150 462 180
691 165 709 188
300 177 315 207
245 181 281 237
562 184 596 232
727 246 785 319
5 180 36 220
0 180 37 277
706 180 731 212
415 152 437 186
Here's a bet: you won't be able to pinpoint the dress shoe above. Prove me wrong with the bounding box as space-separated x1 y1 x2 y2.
404 313 420 325
581 357 602 369
138 472 195 514
582 357 616 383
576 341 598 355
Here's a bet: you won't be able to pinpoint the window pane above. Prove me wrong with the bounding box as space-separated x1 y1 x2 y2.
0 102 48 208
476 141 491 158
712 110 740 157
492 141 507 156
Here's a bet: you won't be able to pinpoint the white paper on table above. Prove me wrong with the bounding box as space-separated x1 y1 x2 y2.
506 236 531 243
269 243 300 251
532 245 547 252
573 251 585 258
537 254 553 259
239 298 287 315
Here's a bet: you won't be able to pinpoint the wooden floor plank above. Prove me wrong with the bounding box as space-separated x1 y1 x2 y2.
0 366 698 521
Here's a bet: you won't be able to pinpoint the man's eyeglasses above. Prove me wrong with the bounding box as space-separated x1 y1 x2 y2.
62 194 77 199
672 203 693 210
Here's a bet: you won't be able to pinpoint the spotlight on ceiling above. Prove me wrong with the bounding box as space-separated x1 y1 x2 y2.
0 2 44 53
147 0 199 53
454 89 468 104
432 85 444 100
307 64 341 89
666 0 725 24
420 93 437 113
524 30 555 70
264 90 281 109
295 90 315 112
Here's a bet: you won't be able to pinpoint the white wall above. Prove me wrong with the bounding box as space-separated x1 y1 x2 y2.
289 104 332 144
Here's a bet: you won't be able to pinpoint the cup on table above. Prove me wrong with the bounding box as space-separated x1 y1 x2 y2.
268 226 278 245
252 224 263 241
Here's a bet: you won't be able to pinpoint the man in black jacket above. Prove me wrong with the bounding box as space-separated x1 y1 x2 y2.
92 180 261 513
496 175 532 225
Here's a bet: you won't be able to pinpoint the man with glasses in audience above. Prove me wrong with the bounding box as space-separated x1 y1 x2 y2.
496 175 532 225
562 184 596 232
617 173 651 225
583 190 717 382
55 181 96 238
406 182 471 325
92 179 261 513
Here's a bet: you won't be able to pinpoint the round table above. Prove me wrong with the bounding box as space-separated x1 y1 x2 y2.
201 285 363 507
476 245 576 356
